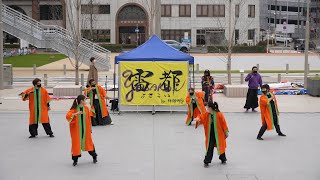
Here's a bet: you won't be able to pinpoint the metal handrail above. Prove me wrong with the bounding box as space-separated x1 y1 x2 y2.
2 4 110 70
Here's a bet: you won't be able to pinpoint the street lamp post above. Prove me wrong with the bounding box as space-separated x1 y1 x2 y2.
0 0 4 90
304 0 311 88
135 25 139 46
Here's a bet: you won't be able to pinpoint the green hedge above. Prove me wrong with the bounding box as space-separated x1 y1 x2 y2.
100 44 137 52
207 45 267 53
4 44 20 49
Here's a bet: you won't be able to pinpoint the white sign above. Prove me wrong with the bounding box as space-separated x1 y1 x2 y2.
276 24 295 33
184 32 189 40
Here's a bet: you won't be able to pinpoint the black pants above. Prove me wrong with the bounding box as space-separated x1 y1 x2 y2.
91 99 112 126
244 89 259 110
204 127 227 164
257 119 283 138
72 149 97 162
188 103 198 126
29 123 53 136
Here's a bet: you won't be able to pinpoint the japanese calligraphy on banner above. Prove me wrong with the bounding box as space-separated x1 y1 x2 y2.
120 62 188 106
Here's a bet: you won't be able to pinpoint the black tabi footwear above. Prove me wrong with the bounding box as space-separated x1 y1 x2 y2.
29 135 36 138
73 161 78 166
49 134 55 138
204 163 209 168
257 137 264 140
93 157 98 164
278 133 286 137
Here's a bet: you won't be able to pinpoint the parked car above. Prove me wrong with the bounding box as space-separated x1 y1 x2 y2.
275 34 293 43
294 39 316 51
163 40 190 53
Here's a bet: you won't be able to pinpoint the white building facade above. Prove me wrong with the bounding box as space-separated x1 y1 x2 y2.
4 0 261 47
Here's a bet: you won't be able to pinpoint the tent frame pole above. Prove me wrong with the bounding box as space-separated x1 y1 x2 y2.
193 64 195 88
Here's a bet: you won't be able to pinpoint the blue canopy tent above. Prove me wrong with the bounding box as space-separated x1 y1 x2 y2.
115 35 194 64
113 35 195 112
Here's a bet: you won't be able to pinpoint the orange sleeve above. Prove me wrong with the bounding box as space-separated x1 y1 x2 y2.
186 95 191 104
21 88 32 101
198 113 207 125
66 109 76 124
219 112 229 133
99 86 107 97
259 95 268 106
44 88 51 103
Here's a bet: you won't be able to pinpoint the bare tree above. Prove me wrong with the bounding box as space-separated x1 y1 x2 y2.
63 0 83 85
81 0 100 41
206 0 257 84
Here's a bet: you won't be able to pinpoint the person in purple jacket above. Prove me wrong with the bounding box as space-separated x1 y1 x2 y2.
244 66 262 112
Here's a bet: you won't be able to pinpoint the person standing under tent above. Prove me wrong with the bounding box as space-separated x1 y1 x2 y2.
21 78 54 138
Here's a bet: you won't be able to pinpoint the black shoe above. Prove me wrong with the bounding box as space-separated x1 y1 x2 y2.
278 133 286 137
257 137 264 140
204 163 209 168
221 160 227 164
29 135 36 138
49 134 55 138
93 157 98 164
73 161 78 166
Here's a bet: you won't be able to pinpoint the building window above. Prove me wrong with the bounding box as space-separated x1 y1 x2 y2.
248 29 255 40
196 29 225 46
248 5 255 18
179 5 191 17
40 5 63 20
161 5 171 17
235 4 240 17
81 29 110 42
197 5 225 17
161 29 191 42
196 29 206 45
81 5 110 14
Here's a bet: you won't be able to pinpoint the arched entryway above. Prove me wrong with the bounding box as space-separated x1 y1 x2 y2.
116 4 148 45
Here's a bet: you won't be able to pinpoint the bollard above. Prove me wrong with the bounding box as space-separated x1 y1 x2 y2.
256 64 260 70
196 64 199 74
286 64 289 74
81 74 84 86
63 64 66 75
44 74 48 87
278 74 281 82
240 73 244 84
33 64 36 76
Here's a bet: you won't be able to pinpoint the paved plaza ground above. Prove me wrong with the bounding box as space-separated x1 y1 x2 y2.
1 53 320 179
0 112 319 180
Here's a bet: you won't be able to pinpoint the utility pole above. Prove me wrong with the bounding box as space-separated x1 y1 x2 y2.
75 0 81 85
227 0 232 84
304 0 310 88
0 0 4 90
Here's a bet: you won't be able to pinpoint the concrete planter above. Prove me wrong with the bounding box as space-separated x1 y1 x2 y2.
307 77 320 97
